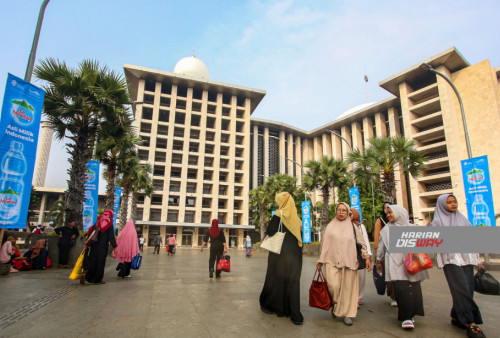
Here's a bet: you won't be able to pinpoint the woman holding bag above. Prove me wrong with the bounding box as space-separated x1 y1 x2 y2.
259 192 304 325
317 203 371 326
430 194 486 338
113 220 140 278
376 205 428 330
200 219 228 278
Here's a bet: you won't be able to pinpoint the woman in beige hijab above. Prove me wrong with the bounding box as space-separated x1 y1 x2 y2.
317 202 371 326
260 192 304 325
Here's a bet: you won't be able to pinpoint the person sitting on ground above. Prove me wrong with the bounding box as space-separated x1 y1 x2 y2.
44 221 54 234
0 236 19 273
54 219 80 268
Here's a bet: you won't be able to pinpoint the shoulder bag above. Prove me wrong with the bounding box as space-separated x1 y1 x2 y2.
260 211 285 255
352 223 366 270
85 228 99 246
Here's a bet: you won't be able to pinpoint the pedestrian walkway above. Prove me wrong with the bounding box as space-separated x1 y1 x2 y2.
0 248 498 337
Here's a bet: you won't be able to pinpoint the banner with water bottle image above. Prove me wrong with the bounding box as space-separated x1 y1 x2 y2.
0 74 44 229
83 160 100 231
461 155 496 226
113 186 122 231
349 186 362 221
301 201 311 244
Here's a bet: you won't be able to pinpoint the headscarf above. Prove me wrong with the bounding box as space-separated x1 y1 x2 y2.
113 220 140 263
209 219 220 237
318 202 365 269
170 234 174 238
275 192 302 247
30 239 46 259
380 205 410 266
380 201 390 226
351 208 361 226
430 194 471 260
97 209 114 233
246 235 251 243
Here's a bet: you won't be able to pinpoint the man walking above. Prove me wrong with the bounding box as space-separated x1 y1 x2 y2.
139 235 145 252
153 235 162 254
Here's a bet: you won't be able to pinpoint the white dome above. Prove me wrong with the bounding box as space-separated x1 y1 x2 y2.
173 56 210 80
337 102 375 120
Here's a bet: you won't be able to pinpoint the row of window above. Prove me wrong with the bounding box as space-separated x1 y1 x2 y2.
143 80 247 107
151 166 244 183
138 146 245 162
139 125 245 145
147 181 244 195
136 208 243 225
140 115 245 133
141 196 244 210
142 99 246 118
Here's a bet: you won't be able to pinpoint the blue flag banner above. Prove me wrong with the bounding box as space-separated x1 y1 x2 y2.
83 160 100 231
113 186 122 230
461 155 496 226
302 200 311 244
0 74 45 229
349 186 362 221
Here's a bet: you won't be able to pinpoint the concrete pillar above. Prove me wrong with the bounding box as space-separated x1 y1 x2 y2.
287 133 294 175
264 127 270 178
279 131 286 174
331 131 342 160
33 121 54 187
295 136 302 185
351 121 363 151
340 125 352 159
388 107 408 209
252 125 258 189
313 136 322 160
374 112 387 137
37 193 48 224
363 117 374 144
322 133 332 157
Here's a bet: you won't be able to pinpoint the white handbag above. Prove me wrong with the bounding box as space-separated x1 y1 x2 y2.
260 211 285 254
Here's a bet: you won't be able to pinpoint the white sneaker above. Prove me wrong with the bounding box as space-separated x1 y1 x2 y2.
391 300 398 307
125 275 131 278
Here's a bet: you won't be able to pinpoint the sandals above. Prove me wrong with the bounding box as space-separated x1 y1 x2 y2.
466 325 486 338
402 320 414 329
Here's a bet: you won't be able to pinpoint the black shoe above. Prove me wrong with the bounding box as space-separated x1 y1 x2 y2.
209 270 214 278
291 319 303 325
451 318 467 330
215 273 221 278
261 307 275 315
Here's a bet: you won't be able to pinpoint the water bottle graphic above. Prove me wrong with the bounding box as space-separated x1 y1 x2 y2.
83 190 94 228
472 194 491 226
0 141 27 224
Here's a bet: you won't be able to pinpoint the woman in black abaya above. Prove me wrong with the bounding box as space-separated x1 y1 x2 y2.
83 209 117 285
260 192 303 325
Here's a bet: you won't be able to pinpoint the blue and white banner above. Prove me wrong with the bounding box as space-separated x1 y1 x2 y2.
461 155 496 226
113 186 122 230
349 186 362 221
301 201 311 244
83 160 100 231
0 74 44 229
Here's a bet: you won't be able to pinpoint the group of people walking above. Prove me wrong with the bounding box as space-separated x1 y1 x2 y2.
258 192 487 337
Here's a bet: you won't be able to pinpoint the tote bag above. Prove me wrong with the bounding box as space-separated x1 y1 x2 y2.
260 212 285 255
309 268 333 310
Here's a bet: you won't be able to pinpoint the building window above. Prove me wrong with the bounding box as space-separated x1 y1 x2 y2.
136 209 143 221
219 172 227 182
140 136 150 147
204 157 213 167
237 96 245 107
186 183 197 193
174 127 184 138
184 212 195 223
173 140 183 151
150 210 162 222
202 198 212 208
198 228 207 246
220 159 228 169
206 117 215 129
191 114 201 127
151 196 162 206
139 150 149 161
206 132 215 142
193 88 203 100
186 197 196 207
203 170 213 181
188 155 198 166
169 183 180 192
177 85 188 97
176 99 187 110
142 107 153 120
161 82 172 94
220 146 229 156
222 93 231 105
187 169 197 180
222 107 231 117
143 94 154 105
208 91 217 102
221 119 230 131
190 130 200 140
235 160 243 170
233 214 241 225
154 152 166 162
218 199 227 209
203 184 212 194
235 135 244 145
234 200 242 210
221 133 230 143
154 180 164 191
189 143 199 153
145 79 156 92
207 104 216 114
171 168 181 178
175 112 185 124
140 122 151 134
218 213 226 224
236 109 245 118
167 212 178 222
160 97 170 107
192 102 202 112
205 144 214 154
172 154 182 164
219 186 227 195
234 173 243 183
153 166 165 176
156 139 167 149
137 195 145 204
159 109 169 122
201 213 211 223
234 187 242 196
168 196 179 206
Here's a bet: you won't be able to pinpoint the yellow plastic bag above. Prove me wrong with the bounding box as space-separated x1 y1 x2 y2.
69 249 85 280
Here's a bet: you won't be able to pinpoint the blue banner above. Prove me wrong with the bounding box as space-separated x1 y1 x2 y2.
461 155 496 226
83 160 100 231
0 74 44 229
301 200 311 244
113 186 122 230
349 186 362 221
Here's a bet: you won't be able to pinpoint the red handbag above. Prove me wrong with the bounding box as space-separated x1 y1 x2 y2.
216 255 230 272
309 268 333 310
404 253 433 275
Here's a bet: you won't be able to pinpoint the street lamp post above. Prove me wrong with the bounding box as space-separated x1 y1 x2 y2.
25 0 51 82
420 63 472 159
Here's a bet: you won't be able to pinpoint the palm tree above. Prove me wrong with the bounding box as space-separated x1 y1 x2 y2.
129 163 154 225
48 200 66 226
34 58 132 228
116 156 139 230
302 156 349 230
249 184 273 241
347 135 427 203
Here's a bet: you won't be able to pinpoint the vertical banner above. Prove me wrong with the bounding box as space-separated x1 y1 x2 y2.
113 186 122 231
301 200 311 244
83 160 100 231
461 155 496 226
0 74 45 229
349 186 362 221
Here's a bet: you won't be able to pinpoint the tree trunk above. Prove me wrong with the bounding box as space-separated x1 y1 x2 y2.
260 204 267 241
104 161 117 210
64 134 90 230
382 170 396 203
321 186 330 231
117 183 130 230
130 190 139 222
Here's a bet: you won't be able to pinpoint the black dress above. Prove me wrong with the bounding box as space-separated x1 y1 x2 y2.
259 215 303 323
203 231 226 277
85 226 117 283
54 226 80 265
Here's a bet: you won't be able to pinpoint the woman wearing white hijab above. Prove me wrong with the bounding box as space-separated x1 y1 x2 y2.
430 194 486 338
317 202 371 326
376 205 428 330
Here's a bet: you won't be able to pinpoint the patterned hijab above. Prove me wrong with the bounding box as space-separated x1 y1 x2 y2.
97 209 114 233
275 192 302 247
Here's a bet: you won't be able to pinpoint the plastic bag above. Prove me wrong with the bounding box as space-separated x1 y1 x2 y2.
474 270 500 295
69 250 85 280
404 253 433 275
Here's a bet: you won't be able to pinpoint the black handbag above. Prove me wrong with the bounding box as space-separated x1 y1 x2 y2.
373 265 386 295
352 223 366 270
474 270 500 295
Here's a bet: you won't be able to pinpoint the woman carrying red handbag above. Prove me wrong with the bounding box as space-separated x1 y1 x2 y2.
376 205 429 330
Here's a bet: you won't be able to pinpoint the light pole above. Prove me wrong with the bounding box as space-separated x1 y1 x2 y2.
420 63 472 159
25 0 51 82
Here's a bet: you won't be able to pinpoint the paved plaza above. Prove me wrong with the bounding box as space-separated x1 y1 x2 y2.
0 248 499 337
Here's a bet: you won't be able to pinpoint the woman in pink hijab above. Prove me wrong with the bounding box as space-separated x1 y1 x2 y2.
113 220 140 278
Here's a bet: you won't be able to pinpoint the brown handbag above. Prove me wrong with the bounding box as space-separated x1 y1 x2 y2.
85 228 99 246
309 268 333 310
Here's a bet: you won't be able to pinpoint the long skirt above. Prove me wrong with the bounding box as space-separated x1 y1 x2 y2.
393 281 425 321
443 264 482 325
324 264 359 318
246 247 251 256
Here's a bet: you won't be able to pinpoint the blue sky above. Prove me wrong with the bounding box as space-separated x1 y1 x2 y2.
1 0 499 189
